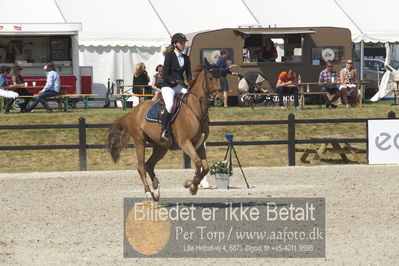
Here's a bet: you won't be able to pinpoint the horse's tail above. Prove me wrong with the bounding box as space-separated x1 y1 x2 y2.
105 114 130 163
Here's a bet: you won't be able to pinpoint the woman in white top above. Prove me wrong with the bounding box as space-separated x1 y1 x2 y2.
339 59 358 107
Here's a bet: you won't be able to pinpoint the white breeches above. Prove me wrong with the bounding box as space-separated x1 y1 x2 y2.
161 84 187 113
0 89 18 98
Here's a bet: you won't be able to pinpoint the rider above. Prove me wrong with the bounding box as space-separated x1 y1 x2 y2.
160 33 192 141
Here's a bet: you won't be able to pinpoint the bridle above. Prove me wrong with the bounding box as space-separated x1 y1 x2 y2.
184 67 221 126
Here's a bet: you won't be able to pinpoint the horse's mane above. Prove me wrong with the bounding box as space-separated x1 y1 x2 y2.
191 65 205 86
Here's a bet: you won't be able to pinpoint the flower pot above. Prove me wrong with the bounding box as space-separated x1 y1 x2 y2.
215 173 229 189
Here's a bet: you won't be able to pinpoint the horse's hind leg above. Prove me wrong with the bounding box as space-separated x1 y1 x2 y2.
133 139 152 199
145 144 168 201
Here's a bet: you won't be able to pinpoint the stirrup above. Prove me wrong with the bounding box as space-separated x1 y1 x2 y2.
161 130 170 142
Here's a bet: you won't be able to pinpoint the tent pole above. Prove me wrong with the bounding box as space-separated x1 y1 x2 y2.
148 0 171 37
360 40 364 81
360 40 364 102
72 34 81 94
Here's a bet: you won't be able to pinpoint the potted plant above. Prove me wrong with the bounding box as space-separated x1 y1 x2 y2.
209 160 231 189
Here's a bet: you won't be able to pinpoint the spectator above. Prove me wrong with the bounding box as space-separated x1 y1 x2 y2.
259 39 277 62
6 65 34 113
0 66 19 113
275 69 301 111
319 60 341 108
0 45 6 63
215 50 237 108
339 59 358 108
5 41 20 63
26 62 60 113
133 62 150 96
151 64 163 101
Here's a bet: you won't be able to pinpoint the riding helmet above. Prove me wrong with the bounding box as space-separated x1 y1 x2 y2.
171 33 188 44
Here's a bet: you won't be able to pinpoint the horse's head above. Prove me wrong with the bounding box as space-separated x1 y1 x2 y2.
203 58 222 93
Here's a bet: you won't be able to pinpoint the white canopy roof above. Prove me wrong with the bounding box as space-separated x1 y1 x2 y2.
0 0 65 23
243 0 399 43
2 0 399 45
149 0 257 35
334 0 399 43
55 0 258 47
55 0 170 47
0 0 81 34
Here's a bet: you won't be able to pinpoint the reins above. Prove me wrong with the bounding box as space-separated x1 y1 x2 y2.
183 69 213 126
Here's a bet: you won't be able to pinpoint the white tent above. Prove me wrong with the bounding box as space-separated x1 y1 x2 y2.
55 0 170 97
55 0 258 98
3 0 399 100
243 0 399 43
1 0 68 24
0 0 82 90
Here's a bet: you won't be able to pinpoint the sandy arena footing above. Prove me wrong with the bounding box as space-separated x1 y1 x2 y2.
0 165 398 265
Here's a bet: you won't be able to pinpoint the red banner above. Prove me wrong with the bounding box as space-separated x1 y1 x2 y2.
6 75 92 94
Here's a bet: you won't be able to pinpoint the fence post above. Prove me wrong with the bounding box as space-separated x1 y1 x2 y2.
183 152 191 168
387 111 396 119
78 117 88 171
287 113 296 166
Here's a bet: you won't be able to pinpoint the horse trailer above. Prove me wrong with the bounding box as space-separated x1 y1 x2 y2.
186 27 352 106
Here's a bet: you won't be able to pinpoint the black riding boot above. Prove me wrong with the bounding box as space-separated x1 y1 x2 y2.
160 109 172 141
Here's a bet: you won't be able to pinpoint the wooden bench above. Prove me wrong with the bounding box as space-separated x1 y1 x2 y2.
113 93 154 110
386 86 399 105
57 94 98 111
1 93 98 112
295 145 366 155
296 135 366 163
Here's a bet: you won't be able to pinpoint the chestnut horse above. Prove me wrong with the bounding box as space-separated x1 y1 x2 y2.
106 60 221 201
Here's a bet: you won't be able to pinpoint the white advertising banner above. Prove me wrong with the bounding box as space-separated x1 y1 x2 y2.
368 120 399 164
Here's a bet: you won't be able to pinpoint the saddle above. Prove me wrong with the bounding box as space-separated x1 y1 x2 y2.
145 94 185 124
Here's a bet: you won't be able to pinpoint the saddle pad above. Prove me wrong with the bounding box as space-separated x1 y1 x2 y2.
145 100 183 123
146 101 163 122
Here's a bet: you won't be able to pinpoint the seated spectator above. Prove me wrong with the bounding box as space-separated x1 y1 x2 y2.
0 66 19 113
26 62 60 113
6 65 34 113
339 59 357 108
275 69 301 111
133 62 150 99
258 39 277 62
319 60 341 108
151 64 163 101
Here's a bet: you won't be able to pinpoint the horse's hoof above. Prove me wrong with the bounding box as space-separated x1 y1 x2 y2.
145 191 153 199
183 179 192 188
189 184 198 195
153 185 160 202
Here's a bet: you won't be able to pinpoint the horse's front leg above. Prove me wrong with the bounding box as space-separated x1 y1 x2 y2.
180 140 203 195
197 143 209 179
